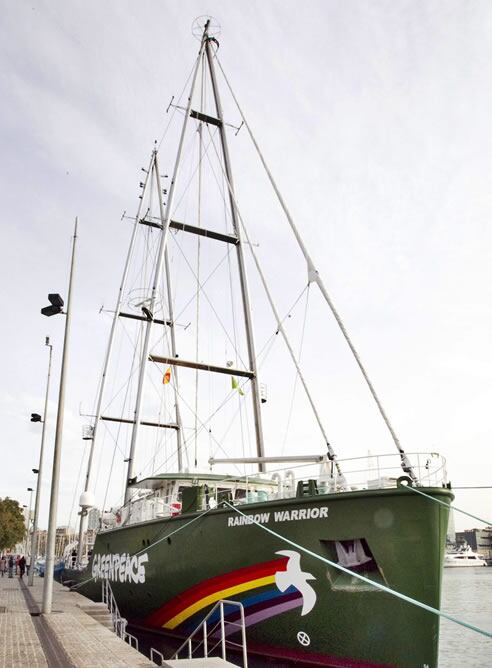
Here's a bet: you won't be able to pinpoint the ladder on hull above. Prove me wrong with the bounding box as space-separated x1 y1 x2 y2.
150 599 248 667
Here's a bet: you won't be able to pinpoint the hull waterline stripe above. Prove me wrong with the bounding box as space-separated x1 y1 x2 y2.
224 501 492 640
164 574 276 629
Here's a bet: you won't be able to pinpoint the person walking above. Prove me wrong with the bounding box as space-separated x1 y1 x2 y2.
8 555 14 578
19 555 26 579
0 555 6 577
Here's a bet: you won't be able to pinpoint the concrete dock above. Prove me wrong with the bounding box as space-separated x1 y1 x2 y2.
0 574 154 667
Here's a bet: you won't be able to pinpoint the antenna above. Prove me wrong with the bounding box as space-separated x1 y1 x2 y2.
191 15 221 40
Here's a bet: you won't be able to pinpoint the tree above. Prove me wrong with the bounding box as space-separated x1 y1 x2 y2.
0 498 26 551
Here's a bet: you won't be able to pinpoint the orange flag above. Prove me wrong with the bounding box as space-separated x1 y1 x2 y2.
163 367 171 385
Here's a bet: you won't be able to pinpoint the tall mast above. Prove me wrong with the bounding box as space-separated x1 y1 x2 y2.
76 152 154 561
156 154 184 471
124 33 206 503
204 29 266 470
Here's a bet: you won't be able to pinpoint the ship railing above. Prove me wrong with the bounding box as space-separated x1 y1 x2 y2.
124 630 139 650
322 450 447 491
171 598 248 667
101 577 128 640
150 647 165 665
235 451 447 503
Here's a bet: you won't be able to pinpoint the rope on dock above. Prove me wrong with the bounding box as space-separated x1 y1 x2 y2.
224 501 492 640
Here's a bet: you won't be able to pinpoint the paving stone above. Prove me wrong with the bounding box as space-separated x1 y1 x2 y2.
0 575 154 667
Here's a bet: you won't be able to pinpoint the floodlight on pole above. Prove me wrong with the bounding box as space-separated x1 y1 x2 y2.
41 219 77 611
29 336 53 586
41 294 64 317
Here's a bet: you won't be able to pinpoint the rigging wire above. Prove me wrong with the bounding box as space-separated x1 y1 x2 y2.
190 287 315 464
215 52 415 480
157 55 200 150
148 361 249 468
95 305 145 506
220 128 247 468
99 318 143 416
281 285 311 454
66 440 90 537
169 126 220 219
256 285 310 364
172 248 231 323
405 484 492 527
204 124 341 472
169 231 248 369
153 252 171 476
147 358 244 475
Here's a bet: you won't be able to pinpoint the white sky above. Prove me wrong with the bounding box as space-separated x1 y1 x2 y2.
1 0 491 533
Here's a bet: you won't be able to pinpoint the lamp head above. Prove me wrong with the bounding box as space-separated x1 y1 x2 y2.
41 294 64 317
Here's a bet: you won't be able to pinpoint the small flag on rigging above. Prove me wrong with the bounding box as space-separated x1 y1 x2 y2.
231 376 244 396
163 367 172 385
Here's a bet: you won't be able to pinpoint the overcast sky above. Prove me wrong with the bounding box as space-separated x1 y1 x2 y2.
1 0 491 534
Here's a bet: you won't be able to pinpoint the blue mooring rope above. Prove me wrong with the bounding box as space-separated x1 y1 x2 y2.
224 501 492 640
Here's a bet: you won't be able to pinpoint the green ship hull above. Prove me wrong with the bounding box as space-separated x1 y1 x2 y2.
67 485 452 667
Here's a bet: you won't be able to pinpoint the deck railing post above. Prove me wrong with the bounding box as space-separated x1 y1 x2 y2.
220 601 226 660
203 620 208 657
240 604 248 668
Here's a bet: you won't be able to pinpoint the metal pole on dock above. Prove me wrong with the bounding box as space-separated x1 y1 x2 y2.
42 219 77 614
29 338 53 586
24 488 34 554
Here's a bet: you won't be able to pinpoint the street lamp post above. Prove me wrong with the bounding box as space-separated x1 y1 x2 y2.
25 488 34 554
41 219 78 615
28 337 53 586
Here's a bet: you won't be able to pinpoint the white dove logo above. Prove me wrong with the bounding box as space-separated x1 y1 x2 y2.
275 550 316 615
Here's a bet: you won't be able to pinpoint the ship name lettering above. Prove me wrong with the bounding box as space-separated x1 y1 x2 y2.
92 552 149 584
227 506 328 527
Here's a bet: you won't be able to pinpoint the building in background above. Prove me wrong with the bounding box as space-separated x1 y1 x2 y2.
455 527 492 565
85 507 101 556
55 526 73 557
446 510 456 544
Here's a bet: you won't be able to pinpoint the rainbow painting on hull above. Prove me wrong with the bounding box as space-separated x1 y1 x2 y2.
144 551 315 634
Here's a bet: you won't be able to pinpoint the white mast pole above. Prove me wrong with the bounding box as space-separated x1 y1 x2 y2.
204 36 266 470
155 152 184 471
125 32 207 503
75 152 155 567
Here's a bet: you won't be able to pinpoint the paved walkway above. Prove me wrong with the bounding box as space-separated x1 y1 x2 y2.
0 574 154 667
